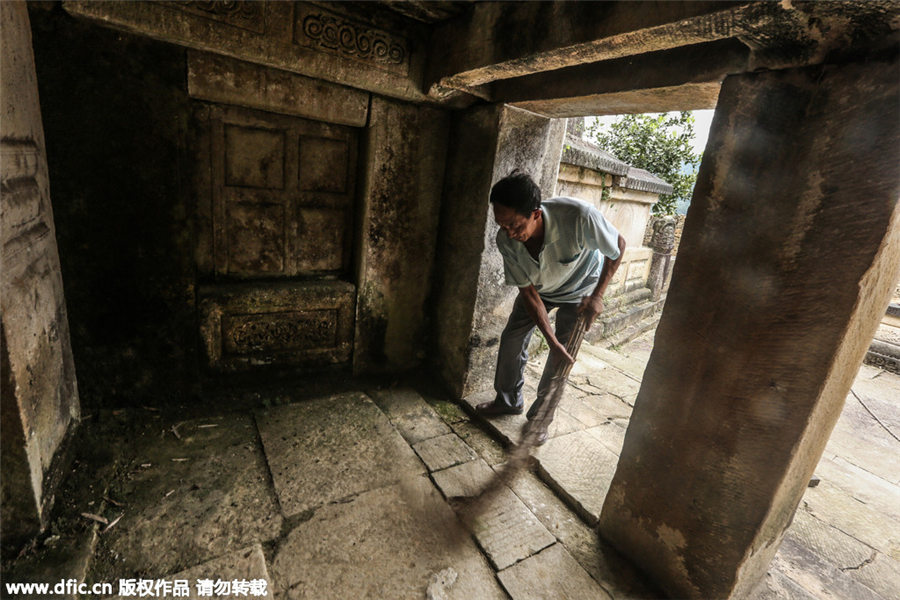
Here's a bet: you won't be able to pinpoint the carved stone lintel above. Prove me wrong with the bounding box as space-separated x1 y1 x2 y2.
293 4 409 75
170 1 266 34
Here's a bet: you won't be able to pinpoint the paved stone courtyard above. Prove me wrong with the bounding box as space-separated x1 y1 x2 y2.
5 329 898 599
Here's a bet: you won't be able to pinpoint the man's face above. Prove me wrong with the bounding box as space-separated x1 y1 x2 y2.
493 204 541 243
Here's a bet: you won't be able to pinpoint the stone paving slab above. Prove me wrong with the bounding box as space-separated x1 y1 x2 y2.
431 457 495 499
449 420 508 467
800 480 900 559
368 387 452 444
255 392 425 517
768 536 884 600
812 455 900 527
503 467 659 599
412 433 477 472
112 544 274 600
270 476 506 600
432 459 555 570
97 415 282 578
497 543 613 600
462 390 585 447
578 343 649 382
826 391 900 485
585 419 629 456
534 428 620 526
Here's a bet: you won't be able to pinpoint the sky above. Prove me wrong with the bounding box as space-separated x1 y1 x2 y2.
588 109 715 156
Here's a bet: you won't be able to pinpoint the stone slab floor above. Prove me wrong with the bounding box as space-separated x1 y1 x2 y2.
2 377 658 599
463 329 900 600
4 328 897 599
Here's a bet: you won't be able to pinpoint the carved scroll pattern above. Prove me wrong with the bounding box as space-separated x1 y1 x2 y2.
173 1 266 34
295 5 408 74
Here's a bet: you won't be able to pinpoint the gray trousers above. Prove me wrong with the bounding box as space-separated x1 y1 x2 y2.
493 293 580 419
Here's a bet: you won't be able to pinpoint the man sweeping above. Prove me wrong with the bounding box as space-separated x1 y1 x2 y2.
476 170 626 445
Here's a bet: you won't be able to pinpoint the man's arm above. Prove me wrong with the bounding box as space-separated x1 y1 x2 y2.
518 285 575 364
578 234 627 331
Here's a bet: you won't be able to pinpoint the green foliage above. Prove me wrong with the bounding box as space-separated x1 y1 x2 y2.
587 111 701 216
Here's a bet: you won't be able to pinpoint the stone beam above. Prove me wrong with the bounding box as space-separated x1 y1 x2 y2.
493 38 748 117
599 57 900 599
426 1 763 95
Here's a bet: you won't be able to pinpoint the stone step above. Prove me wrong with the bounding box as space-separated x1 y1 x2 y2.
600 286 652 314
587 298 664 345
865 339 900 374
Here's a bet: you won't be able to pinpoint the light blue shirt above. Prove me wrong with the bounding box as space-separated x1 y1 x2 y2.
496 196 621 303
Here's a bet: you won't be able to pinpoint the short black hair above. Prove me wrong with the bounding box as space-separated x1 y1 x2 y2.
489 170 541 216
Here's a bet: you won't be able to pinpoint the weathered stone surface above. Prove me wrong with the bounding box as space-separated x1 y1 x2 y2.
111 544 274 600
434 460 555 570
430 104 566 397
63 1 435 104
188 51 369 127
1 1 79 556
198 281 356 371
97 416 282 577
535 429 620 525
368 387 451 444
812 455 900 526
270 477 506 600
256 393 425 516
497 543 612 600
449 420 509 467
431 457 495 500
255 392 424 517
412 434 477 472
600 59 900 600
504 468 659 599
355 97 449 373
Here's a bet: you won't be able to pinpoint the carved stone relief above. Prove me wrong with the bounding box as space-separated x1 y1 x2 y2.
170 1 266 34
293 3 409 75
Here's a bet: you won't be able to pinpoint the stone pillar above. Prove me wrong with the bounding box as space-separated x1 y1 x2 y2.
431 105 566 398
646 216 676 301
599 58 899 599
1 1 80 557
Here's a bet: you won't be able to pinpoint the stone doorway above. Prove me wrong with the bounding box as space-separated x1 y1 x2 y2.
193 103 359 372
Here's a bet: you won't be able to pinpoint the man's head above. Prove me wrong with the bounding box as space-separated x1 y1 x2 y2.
490 170 543 243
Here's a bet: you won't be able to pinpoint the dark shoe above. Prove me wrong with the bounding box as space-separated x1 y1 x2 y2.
476 401 524 416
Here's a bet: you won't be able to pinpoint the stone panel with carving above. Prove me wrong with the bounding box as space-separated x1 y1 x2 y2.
169 1 266 34
293 4 410 75
198 281 355 370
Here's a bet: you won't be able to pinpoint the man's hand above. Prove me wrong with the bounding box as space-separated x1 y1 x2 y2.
578 295 604 332
550 340 575 365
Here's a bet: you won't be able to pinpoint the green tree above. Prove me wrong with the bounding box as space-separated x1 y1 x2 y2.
587 111 700 216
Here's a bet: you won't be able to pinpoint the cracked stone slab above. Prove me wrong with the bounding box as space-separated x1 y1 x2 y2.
412 434 477 472
768 536 884 600
368 387 452 444
255 392 425 516
111 544 274 600
534 428 620 525
434 460 555 570
431 457 495 499
504 467 659 599
585 420 628 456
270 476 505 600
497 543 613 600
99 415 282 577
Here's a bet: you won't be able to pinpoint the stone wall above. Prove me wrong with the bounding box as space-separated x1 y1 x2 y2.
29 5 197 408
431 105 566 398
1 2 80 557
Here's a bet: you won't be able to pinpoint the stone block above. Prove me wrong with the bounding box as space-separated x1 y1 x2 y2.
270 477 506 600
98 416 282 577
255 392 425 517
198 281 356 371
535 429 620 525
497 544 612 600
187 52 368 127
412 434 477 472
449 420 509 467
431 457 495 500
368 387 451 444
